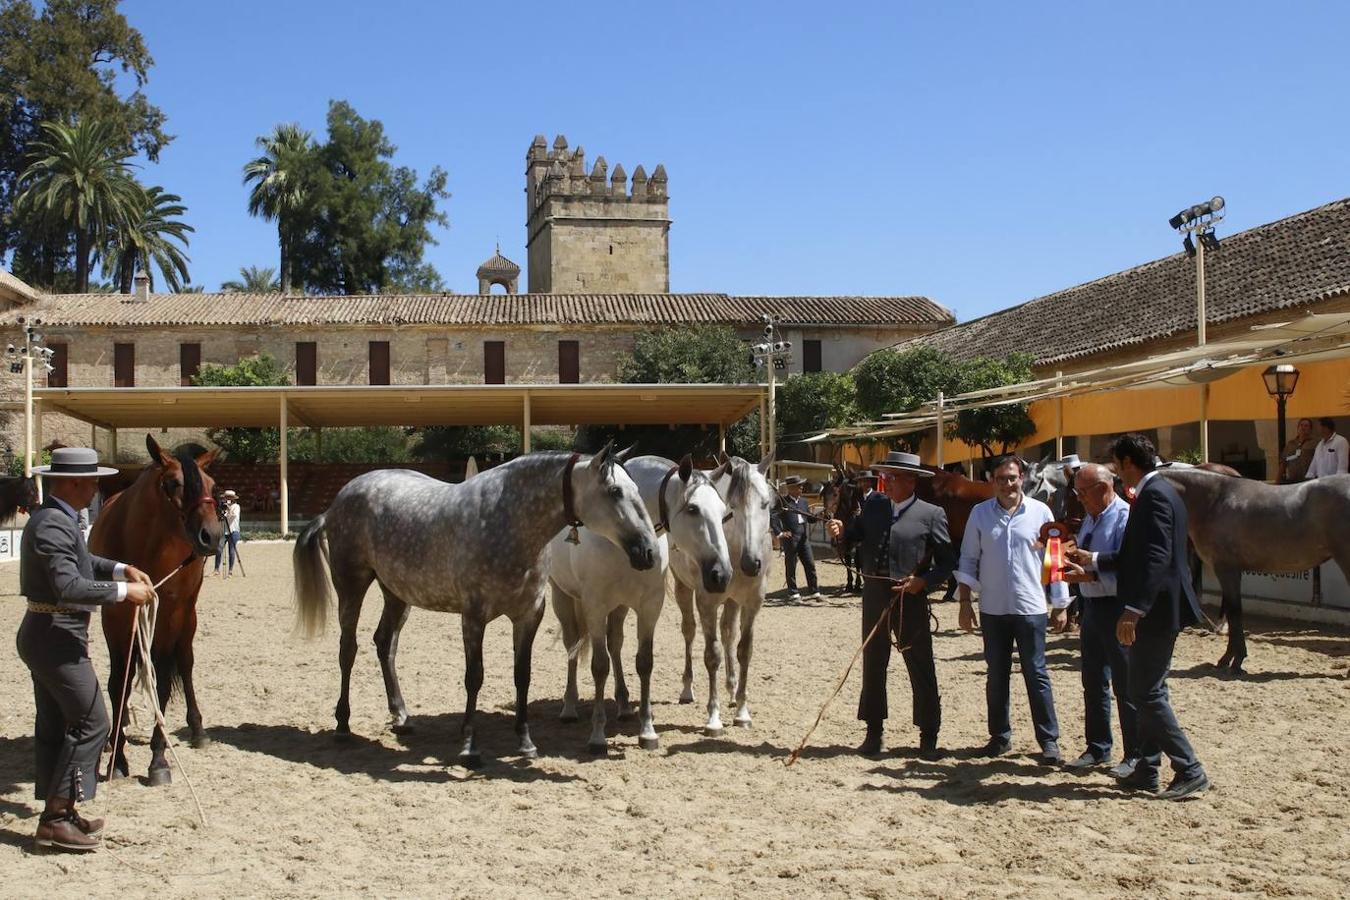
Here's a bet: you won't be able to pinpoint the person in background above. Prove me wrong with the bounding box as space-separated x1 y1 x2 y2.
1305 417 1348 479
213 489 242 578
955 455 1063 765
1280 417 1317 483
772 476 821 602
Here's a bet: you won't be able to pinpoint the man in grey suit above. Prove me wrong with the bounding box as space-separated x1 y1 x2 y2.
16 447 154 852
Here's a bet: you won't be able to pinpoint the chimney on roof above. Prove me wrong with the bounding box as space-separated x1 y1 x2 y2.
133 272 150 303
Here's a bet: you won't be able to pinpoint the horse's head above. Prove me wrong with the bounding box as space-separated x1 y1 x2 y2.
1024 460 1066 503
571 442 658 571
712 453 775 578
665 455 732 593
146 435 224 557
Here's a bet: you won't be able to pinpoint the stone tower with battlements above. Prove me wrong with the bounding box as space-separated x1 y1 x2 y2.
525 134 670 293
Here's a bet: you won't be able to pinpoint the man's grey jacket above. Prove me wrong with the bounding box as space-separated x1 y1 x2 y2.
20 498 121 611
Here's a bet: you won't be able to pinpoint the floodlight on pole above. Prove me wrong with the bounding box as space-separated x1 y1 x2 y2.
1168 195 1226 462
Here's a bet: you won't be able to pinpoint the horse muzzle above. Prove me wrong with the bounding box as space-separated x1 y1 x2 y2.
739 552 763 578
625 538 658 572
702 560 731 593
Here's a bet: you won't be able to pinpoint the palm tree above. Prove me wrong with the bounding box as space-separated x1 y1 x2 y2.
221 265 280 292
15 119 143 292
105 184 194 293
243 123 314 294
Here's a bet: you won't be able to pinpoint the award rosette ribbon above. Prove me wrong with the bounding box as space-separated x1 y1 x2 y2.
1039 521 1068 586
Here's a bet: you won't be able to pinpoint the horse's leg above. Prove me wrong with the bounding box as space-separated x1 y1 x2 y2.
458 614 487 768
1216 567 1246 673
697 592 725 737
732 599 762 727
332 571 372 739
607 606 633 720
105 633 135 780
634 596 661 750
675 580 697 704
374 587 414 734
147 651 176 786
551 584 582 723
720 599 739 698
177 609 210 749
584 605 611 755
511 600 544 759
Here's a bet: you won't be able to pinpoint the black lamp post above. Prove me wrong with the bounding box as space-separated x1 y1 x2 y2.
1262 363 1300 479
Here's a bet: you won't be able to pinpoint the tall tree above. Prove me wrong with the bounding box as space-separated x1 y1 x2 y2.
221 265 279 292
852 346 960 421
243 122 314 294
0 0 169 285
951 353 1038 459
105 183 192 292
14 118 142 291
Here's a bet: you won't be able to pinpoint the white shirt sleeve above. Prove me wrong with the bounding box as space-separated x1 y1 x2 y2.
954 506 982 590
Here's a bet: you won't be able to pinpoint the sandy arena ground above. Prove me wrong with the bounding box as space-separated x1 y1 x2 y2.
2 542 1349 898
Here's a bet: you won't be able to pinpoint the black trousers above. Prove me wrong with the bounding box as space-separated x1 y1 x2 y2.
857 578 940 738
16 611 109 803
1128 627 1204 780
1079 597 1139 759
782 536 818 593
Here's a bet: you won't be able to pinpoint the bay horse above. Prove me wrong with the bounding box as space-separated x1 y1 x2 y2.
94 436 223 785
820 470 865 593
0 474 41 524
675 454 775 734
1157 465 1350 673
549 454 731 754
292 443 660 767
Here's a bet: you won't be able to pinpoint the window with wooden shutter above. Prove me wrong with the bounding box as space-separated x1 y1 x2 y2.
47 342 68 387
180 342 201 386
114 343 135 387
558 340 579 384
484 341 505 384
369 341 390 385
296 342 317 386
802 339 822 373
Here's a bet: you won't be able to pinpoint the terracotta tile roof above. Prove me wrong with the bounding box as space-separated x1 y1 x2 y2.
891 197 1350 367
3 291 953 329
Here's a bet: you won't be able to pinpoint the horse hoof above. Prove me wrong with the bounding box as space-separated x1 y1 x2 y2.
638 735 660 751
1216 653 1233 669
616 707 635 722
733 717 752 729
559 711 579 724
390 721 415 736
148 767 172 787
587 741 609 756
678 689 694 705
457 751 483 769
334 729 353 744
704 726 725 738
190 734 212 750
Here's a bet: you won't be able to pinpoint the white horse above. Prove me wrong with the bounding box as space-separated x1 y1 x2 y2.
675 454 776 735
549 455 733 754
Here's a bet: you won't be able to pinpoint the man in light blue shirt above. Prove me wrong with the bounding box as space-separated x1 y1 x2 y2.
956 455 1061 764
1059 463 1139 777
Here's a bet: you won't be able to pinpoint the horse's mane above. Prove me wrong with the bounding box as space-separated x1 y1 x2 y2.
725 457 766 505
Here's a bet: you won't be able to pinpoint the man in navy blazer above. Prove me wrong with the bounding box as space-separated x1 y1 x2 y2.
1095 433 1209 800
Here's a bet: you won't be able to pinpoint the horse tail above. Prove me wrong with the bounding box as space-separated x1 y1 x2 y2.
293 513 332 638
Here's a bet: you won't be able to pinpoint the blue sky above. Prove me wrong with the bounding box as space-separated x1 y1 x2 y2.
119 1 1348 321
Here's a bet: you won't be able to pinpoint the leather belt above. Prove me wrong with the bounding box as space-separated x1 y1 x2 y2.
26 601 87 615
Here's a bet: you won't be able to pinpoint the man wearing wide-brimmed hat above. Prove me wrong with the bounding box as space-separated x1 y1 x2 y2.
15 447 155 852
771 475 821 601
827 450 955 758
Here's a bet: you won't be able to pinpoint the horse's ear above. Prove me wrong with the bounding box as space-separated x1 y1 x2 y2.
708 457 730 480
593 439 616 469
677 454 693 483
615 442 639 464
145 434 172 468
195 447 220 470
757 451 775 475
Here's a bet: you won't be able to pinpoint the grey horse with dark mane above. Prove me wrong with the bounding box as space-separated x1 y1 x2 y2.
293 444 659 766
1158 466 1350 672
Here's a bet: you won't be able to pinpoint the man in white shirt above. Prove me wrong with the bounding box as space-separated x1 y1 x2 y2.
956 455 1062 764
1305 417 1348 479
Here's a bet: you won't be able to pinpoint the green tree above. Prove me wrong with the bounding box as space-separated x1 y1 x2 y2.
951 353 1038 459
243 122 315 294
192 354 290 463
14 118 142 291
412 425 522 461
221 265 279 292
775 371 857 438
852 346 960 421
105 183 192 292
0 0 170 285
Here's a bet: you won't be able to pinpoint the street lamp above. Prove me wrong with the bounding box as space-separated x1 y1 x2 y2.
1262 363 1300 480
5 316 54 478
752 314 792 470
1168 196 1225 461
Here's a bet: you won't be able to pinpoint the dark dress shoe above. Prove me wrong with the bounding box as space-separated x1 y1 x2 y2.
1109 757 1140 780
857 724 883 757
1065 751 1109 771
919 735 945 761
1159 772 1210 801
1117 768 1160 794
1039 741 1063 766
978 738 1013 758
35 815 101 852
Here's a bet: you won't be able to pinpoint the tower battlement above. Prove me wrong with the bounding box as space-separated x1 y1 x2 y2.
525 134 671 294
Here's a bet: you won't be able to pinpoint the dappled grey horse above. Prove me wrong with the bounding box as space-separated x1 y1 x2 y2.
293 444 660 766
674 454 775 734
1158 466 1350 672
549 454 732 754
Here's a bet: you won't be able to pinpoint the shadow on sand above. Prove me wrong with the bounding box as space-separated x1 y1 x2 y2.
858 755 1131 805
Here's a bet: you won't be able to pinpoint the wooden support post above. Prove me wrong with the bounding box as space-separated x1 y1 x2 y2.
279 396 289 534
718 422 727 456
522 391 532 453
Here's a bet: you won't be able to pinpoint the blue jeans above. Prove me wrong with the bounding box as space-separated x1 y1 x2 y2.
981 612 1059 747
1128 627 1204 780
214 530 240 573
1080 597 1139 759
